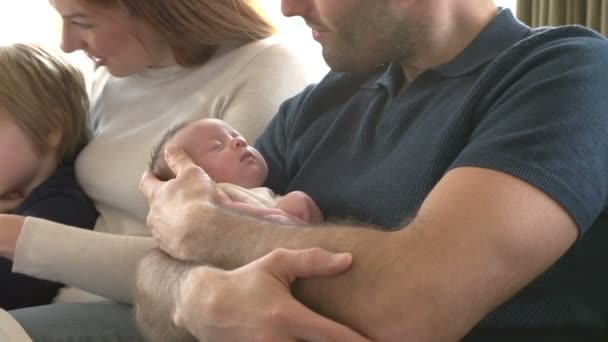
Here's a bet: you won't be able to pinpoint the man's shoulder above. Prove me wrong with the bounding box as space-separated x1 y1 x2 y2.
526 24 608 43
499 25 608 70
474 25 608 103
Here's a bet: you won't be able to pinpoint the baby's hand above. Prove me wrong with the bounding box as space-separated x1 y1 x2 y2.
263 213 309 225
0 192 24 213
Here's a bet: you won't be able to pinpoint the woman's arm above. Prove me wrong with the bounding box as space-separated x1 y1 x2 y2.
12 218 156 303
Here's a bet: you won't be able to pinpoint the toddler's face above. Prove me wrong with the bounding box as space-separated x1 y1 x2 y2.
0 110 43 196
172 119 268 188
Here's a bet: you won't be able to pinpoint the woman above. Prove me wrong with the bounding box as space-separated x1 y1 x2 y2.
0 0 324 339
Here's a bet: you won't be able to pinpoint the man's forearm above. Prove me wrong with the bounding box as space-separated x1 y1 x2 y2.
134 249 198 342
188 205 385 269
190 208 418 339
178 209 481 340
183 169 578 341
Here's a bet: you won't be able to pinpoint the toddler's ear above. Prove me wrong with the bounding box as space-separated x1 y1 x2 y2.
47 128 63 148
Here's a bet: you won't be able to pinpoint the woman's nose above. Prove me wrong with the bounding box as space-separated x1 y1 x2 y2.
60 24 84 53
281 0 311 18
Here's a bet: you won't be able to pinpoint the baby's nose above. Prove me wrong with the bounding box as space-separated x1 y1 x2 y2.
232 137 247 148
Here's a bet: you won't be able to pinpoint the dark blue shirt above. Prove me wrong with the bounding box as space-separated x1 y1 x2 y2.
257 9 608 341
0 161 97 310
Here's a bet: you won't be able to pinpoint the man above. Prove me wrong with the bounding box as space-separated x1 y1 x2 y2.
138 0 608 340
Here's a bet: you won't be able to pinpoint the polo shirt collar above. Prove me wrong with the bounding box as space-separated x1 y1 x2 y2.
434 8 531 78
363 8 531 92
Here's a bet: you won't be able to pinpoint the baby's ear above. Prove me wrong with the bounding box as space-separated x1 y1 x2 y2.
47 128 62 148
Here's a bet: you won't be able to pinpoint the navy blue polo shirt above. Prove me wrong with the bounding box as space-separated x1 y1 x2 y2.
257 8 608 341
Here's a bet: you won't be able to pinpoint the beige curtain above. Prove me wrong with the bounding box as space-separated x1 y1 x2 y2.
516 0 608 36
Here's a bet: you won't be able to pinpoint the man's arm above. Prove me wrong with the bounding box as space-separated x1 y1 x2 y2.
140 149 578 341
135 247 372 341
134 249 198 342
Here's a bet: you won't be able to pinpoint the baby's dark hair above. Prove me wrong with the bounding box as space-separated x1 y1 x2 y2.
149 120 193 180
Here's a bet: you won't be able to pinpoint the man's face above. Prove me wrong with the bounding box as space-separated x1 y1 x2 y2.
282 0 424 71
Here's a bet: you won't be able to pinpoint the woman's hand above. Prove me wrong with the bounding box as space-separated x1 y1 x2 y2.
0 214 25 259
175 247 372 342
0 192 24 213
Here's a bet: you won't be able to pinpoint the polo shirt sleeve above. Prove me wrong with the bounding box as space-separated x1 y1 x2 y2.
451 30 608 234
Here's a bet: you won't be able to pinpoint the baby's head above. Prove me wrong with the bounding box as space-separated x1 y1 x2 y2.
150 118 268 188
0 44 90 196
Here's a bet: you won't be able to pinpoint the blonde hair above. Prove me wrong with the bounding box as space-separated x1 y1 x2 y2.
83 0 276 66
0 44 90 161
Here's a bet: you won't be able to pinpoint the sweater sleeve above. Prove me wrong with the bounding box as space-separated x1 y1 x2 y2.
13 217 156 304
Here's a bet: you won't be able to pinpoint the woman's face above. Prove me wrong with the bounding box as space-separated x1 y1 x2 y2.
49 0 175 77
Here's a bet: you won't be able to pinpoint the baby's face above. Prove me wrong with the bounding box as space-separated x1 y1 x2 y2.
0 110 43 196
171 119 268 188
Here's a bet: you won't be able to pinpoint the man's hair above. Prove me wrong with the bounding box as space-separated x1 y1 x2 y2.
79 0 276 66
0 44 90 161
149 120 193 180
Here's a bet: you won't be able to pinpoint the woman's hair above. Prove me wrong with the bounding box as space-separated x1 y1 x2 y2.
0 44 90 161
83 0 276 66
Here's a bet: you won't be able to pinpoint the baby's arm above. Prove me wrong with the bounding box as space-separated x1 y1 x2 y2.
217 187 322 224
275 191 324 224
217 189 298 224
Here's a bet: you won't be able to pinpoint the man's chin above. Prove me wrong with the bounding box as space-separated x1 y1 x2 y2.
323 50 381 73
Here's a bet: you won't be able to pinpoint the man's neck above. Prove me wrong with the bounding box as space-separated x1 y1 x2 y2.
400 3 499 83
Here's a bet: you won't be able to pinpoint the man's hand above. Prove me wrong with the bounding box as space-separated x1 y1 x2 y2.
174 247 372 342
0 192 24 213
140 145 221 261
139 145 302 265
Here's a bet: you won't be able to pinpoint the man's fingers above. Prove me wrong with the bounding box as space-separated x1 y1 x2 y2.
165 145 200 176
285 301 372 342
139 170 163 202
262 248 353 284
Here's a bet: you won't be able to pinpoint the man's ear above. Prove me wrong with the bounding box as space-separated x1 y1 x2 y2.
47 128 62 149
